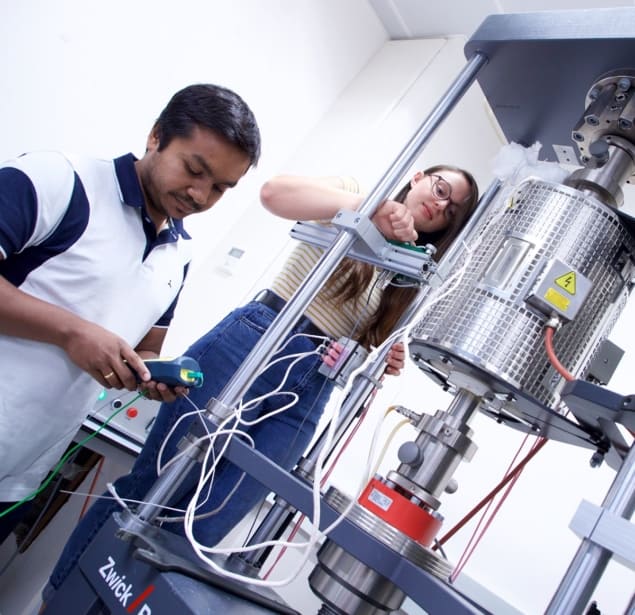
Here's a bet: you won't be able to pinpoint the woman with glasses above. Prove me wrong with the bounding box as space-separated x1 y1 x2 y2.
47 164 478 596
260 166 478 347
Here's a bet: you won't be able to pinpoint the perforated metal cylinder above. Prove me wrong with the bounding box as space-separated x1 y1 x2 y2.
409 178 635 411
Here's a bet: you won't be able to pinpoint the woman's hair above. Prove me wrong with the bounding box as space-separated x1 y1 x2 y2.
325 165 479 349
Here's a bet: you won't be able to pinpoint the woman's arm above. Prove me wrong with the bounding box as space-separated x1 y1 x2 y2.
260 174 417 242
259 175 364 221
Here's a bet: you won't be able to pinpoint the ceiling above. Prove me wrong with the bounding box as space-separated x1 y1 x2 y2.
369 0 635 39
368 0 635 216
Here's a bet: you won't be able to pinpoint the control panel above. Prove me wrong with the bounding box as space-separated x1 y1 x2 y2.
85 388 162 446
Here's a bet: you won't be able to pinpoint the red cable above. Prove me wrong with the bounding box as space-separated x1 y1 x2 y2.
449 433 531 577
262 512 306 580
265 328 582 576
78 456 105 519
434 437 547 550
439 327 568 567
449 437 544 581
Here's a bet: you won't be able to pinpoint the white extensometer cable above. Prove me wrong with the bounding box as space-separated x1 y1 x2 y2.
178 216 504 589
155 335 328 522
114 211 501 589
181 343 334 587
68 209 500 592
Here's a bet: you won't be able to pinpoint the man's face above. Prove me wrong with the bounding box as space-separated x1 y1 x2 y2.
137 125 251 228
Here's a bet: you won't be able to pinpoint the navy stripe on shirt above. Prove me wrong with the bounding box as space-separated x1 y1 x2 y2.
0 172 89 287
0 168 38 257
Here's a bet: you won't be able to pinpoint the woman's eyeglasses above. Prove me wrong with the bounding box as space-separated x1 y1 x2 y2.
429 173 463 221
429 174 453 204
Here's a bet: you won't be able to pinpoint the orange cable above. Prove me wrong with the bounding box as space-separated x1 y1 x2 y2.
546 325 634 443
544 326 575 382
439 326 570 566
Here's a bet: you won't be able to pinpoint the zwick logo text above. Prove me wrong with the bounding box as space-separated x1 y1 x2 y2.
99 556 155 613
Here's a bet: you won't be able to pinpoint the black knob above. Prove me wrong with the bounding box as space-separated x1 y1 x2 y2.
588 139 610 165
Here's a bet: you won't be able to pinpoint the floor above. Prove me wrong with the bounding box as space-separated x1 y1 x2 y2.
0 435 134 615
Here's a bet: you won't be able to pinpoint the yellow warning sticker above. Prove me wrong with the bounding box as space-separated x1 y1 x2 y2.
554 271 576 295
545 287 570 311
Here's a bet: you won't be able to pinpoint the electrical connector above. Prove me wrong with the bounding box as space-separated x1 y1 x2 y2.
318 337 368 388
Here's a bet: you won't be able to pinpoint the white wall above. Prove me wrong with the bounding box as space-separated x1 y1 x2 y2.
0 0 387 266
163 35 505 350
0 1 384 613
1 2 633 614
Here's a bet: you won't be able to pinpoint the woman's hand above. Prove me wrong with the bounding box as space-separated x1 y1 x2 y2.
322 340 344 368
384 341 406 376
371 201 418 243
323 340 406 375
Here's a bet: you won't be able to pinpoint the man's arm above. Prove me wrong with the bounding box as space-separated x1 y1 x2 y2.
134 326 166 359
0 154 152 391
0 270 150 390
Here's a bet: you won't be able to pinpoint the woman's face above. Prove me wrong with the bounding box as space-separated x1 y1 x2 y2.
404 169 471 233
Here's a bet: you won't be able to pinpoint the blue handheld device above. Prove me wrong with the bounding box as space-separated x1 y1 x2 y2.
143 356 204 388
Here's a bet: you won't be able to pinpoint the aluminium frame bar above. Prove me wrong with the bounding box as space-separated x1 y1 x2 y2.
546 441 635 615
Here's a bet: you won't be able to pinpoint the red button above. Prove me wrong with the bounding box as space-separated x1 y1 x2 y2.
126 407 139 418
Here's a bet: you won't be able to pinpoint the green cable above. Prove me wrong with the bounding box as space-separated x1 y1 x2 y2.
0 391 146 518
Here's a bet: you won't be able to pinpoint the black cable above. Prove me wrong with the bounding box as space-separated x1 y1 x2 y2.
0 450 80 578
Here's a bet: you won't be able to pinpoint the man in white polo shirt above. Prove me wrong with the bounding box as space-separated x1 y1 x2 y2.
0 83 261 542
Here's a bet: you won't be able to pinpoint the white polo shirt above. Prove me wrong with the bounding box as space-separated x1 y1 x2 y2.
0 151 191 500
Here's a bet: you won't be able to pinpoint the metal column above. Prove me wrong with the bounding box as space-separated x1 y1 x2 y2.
546 443 635 614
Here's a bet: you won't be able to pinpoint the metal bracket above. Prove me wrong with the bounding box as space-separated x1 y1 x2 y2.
331 209 389 257
569 499 635 570
318 336 369 388
290 219 436 283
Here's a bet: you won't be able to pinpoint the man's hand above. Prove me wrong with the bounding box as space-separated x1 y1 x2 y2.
138 381 189 403
371 201 418 243
62 320 151 391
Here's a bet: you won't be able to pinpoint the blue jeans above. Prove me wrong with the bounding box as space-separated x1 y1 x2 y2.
48 301 333 592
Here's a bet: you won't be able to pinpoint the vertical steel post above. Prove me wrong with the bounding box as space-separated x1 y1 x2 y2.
546 443 635 614
227 178 503 572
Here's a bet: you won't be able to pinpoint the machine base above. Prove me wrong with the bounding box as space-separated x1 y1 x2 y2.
43 515 298 615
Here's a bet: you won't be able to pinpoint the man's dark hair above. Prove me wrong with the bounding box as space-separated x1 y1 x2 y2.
154 83 261 166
